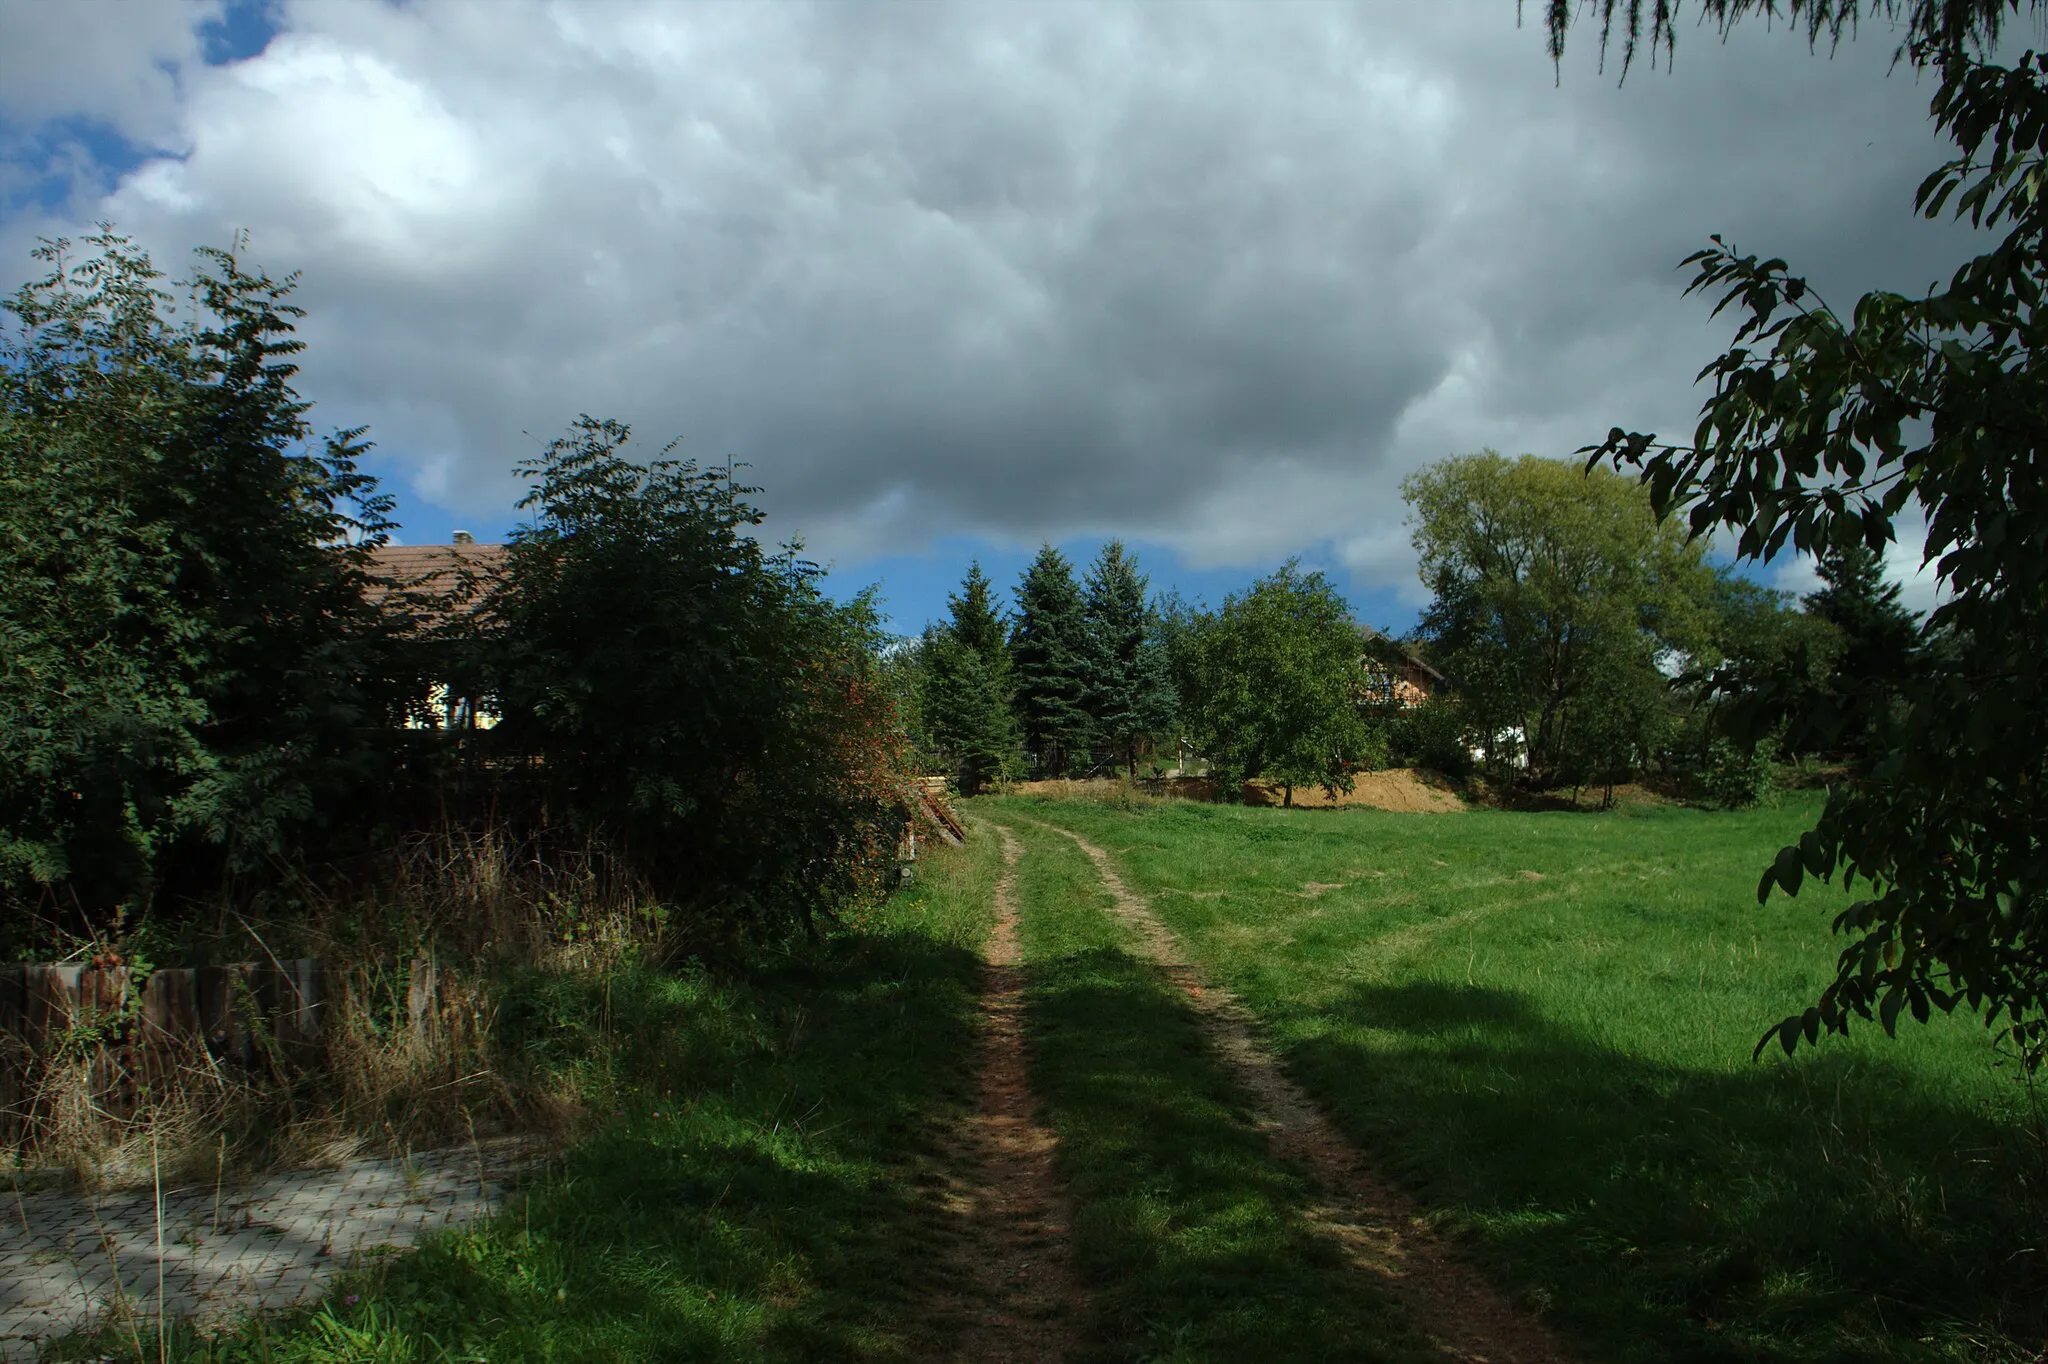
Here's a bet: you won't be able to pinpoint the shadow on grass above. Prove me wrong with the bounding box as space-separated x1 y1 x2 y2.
1287 979 2048 1364
1026 946 1433 1364
71 926 987 1364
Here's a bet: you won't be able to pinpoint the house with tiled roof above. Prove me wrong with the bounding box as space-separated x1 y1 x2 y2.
1358 625 1445 711
364 532 507 729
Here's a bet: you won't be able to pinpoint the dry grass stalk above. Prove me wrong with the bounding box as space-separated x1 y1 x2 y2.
3 822 665 1187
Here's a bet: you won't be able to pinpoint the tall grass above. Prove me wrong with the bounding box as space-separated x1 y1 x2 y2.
63 831 1003 1362
5 824 670 1188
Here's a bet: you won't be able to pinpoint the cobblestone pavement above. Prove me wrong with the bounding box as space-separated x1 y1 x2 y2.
0 1138 543 1360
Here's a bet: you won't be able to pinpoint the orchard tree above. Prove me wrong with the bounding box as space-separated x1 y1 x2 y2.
1079 541 1178 777
1010 546 1093 776
924 563 1024 794
1183 564 1375 807
1404 452 1715 786
1549 0 2048 1063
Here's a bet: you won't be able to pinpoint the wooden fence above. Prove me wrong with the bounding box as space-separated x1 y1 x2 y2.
0 959 326 1122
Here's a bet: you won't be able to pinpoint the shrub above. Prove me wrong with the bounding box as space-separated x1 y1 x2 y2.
485 417 911 939
1700 737 1778 809
0 233 402 932
1389 696 1473 778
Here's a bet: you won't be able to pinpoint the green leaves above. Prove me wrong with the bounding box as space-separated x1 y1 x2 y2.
1600 46 2048 1068
1178 562 1373 804
1 232 398 926
490 417 909 936
1404 451 1714 790
924 562 1026 794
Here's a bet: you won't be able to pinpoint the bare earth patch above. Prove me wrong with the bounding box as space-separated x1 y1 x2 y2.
1243 769 1466 813
928 824 1086 1363
1030 817 1576 1364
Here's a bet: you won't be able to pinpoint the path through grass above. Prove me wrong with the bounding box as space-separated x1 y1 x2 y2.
992 814 1440 1363
1001 793 2047 1364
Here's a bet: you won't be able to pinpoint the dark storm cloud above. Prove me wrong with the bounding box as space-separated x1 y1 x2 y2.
0 0 1993 586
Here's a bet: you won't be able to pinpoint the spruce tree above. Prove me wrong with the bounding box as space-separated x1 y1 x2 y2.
1010 545 1092 777
1079 541 1178 777
925 563 1023 794
1802 542 1921 762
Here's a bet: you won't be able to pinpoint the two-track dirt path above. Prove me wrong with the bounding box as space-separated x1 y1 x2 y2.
935 823 1086 1363
1019 814 1576 1364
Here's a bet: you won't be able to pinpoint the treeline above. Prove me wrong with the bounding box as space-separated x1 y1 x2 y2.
0 233 908 948
894 542 1407 804
900 451 1926 808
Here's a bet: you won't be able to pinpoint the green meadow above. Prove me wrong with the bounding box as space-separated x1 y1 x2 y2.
76 793 2045 1363
989 793 2045 1363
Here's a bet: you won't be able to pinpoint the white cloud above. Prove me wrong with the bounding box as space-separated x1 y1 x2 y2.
0 0 220 145
0 0 1994 585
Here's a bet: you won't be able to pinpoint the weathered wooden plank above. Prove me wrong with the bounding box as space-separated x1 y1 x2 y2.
1 957 327 1073
273 958 326 1065
407 953 438 1040
198 963 259 1068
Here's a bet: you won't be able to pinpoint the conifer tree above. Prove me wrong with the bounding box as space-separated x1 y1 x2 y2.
925 563 1023 794
1801 542 1922 763
1010 545 1092 776
1079 541 1178 777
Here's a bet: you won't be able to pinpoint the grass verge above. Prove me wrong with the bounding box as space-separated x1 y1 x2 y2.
1001 793 2048 1364
54 832 1004 1363
990 813 1433 1364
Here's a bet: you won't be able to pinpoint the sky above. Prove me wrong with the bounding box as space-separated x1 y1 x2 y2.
0 0 2006 635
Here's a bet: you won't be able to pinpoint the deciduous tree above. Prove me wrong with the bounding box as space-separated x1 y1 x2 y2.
1404 451 1715 786
0 232 398 929
488 417 907 935
1551 0 2048 1062
1182 564 1375 807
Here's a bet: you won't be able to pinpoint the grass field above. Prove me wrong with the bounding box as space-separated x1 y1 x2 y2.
1002 816 1436 1363
992 792 2046 1364
59 792 2047 1362
64 836 1006 1364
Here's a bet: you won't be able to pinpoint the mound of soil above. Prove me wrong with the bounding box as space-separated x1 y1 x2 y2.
1242 769 1464 813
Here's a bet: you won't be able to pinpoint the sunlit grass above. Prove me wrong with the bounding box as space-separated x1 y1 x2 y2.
998 793 2048 1364
996 815 1434 1364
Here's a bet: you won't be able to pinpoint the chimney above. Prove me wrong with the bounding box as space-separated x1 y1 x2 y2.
452 530 474 545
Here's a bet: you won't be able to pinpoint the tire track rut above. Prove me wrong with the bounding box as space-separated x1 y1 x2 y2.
1020 815 1576 1364
938 823 1085 1363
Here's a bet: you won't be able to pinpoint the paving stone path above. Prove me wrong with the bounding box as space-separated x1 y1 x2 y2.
0 1137 543 1360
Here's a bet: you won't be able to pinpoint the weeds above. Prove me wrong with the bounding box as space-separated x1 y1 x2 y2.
4 823 669 1188
56 835 999 1362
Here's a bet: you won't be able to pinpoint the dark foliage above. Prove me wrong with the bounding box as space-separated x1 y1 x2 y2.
1078 541 1178 777
922 563 1024 794
1583 39 2048 1063
1800 542 1923 762
486 418 909 936
0 232 401 932
1010 546 1093 777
